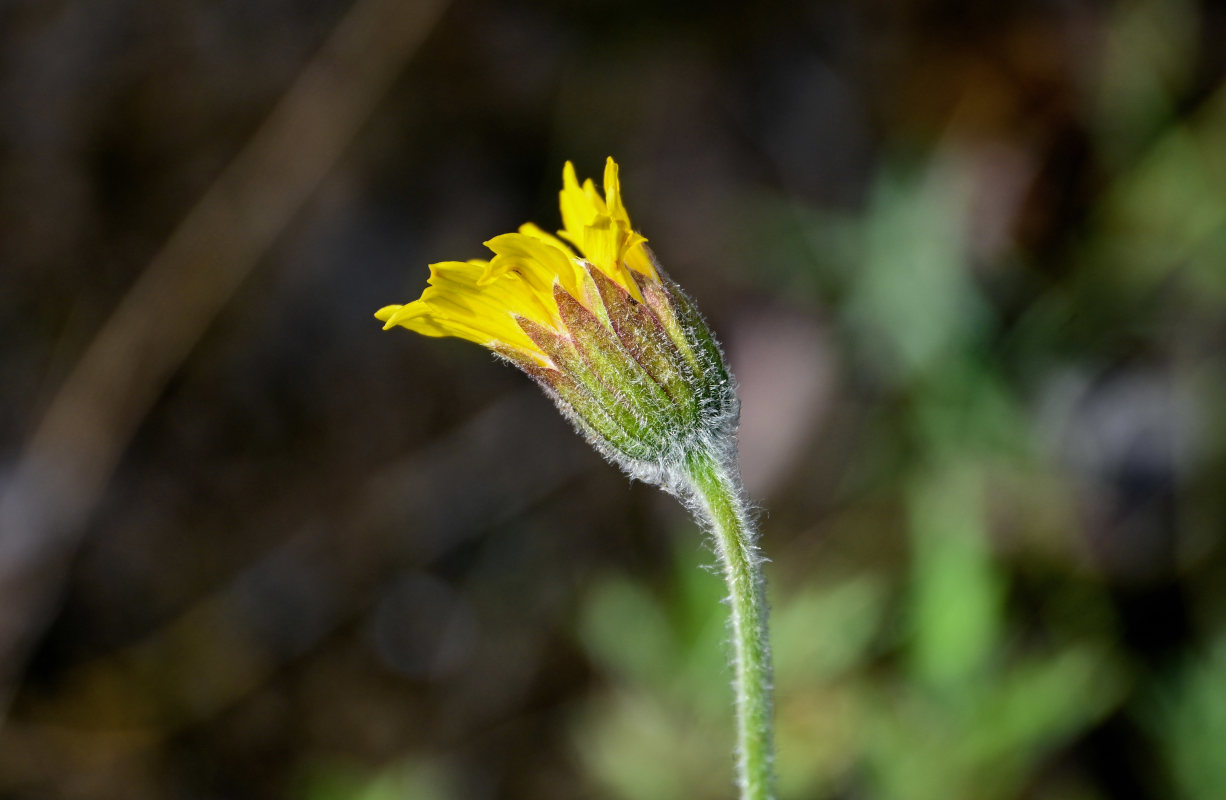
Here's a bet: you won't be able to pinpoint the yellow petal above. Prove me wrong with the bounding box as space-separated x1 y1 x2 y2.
389 299 540 358
559 161 596 247
603 156 629 227
571 218 647 298
435 260 556 330
603 159 657 281
379 261 552 361
576 218 619 277
377 157 657 363
582 178 608 215
625 240 658 279
375 304 402 324
482 231 581 299
519 222 577 257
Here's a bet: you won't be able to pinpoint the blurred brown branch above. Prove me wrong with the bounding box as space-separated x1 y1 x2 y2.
0 0 449 725
0 391 594 791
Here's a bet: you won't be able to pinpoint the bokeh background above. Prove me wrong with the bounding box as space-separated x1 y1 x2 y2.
3 0 1226 798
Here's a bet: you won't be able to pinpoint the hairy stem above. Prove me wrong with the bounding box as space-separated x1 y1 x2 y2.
684 448 775 800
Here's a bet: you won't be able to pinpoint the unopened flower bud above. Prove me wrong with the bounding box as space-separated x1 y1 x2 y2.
376 158 738 490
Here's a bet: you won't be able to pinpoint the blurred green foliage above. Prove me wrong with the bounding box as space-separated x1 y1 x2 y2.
301 757 458 800
1146 639 1226 800
562 4 1226 793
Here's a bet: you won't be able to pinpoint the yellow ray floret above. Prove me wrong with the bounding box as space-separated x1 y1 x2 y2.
375 258 552 357
377 157 657 365
558 158 657 292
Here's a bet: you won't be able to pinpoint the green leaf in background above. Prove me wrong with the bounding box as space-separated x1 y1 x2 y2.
907 468 1003 687
298 757 456 800
1093 0 1199 166
864 644 1126 800
772 575 888 686
1094 86 1226 300
845 161 990 383
578 576 679 690
1146 639 1226 800
575 543 896 800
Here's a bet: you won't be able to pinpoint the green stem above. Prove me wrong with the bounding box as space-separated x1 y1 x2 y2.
684 448 775 800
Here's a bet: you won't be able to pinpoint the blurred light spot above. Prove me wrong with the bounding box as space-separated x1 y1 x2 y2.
727 307 832 498
1039 365 1201 580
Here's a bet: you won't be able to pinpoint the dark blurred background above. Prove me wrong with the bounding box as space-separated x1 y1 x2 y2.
3 0 1226 798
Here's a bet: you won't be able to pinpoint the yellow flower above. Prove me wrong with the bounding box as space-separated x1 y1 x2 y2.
375 157 736 481
374 160 773 798
376 158 657 366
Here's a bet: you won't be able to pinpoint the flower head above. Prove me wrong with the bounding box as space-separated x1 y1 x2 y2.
376 158 737 488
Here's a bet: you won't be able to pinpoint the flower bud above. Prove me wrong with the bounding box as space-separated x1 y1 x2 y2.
376 158 738 489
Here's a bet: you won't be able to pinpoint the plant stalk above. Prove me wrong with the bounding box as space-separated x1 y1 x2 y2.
684 448 775 800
